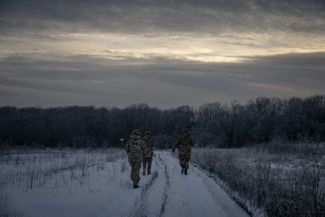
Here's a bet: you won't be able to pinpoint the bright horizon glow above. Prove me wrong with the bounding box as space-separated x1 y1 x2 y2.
2 31 325 64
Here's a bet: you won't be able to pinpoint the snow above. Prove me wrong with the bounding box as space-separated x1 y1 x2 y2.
1 150 248 217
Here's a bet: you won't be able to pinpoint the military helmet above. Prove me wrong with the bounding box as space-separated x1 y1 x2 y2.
132 129 141 136
181 128 189 134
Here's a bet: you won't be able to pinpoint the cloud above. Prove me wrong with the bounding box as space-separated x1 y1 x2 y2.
1 52 324 107
1 0 324 64
0 1 324 107
1 0 324 34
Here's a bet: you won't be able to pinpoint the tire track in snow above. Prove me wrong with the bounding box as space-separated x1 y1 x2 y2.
129 152 171 217
128 153 164 217
128 170 158 217
189 162 250 217
157 154 170 217
158 152 192 217
130 151 248 217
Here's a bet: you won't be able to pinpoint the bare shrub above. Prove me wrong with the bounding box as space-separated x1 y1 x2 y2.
264 165 325 217
192 146 325 217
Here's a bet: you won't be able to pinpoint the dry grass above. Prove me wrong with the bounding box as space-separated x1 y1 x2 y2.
192 142 325 217
0 148 126 213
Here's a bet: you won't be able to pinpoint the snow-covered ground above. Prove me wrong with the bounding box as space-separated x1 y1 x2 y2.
1 150 248 217
191 146 325 217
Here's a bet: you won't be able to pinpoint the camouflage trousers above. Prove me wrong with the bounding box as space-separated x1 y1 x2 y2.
128 153 142 185
178 152 191 169
142 157 152 174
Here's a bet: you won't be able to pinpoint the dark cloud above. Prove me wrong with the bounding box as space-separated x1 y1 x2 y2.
0 1 324 107
1 0 324 34
1 52 324 107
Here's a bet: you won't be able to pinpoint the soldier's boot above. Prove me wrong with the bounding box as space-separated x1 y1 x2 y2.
181 167 185 174
185 168 188 175
147 160 152 175
133 184 139 189
143 163 146 176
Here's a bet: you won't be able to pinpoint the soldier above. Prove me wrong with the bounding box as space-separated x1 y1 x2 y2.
142 130 154 175
125 129 144 188
172 128 192 175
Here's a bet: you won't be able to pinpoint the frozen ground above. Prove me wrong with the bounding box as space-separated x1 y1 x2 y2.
191 146 325 217
1 150 248 217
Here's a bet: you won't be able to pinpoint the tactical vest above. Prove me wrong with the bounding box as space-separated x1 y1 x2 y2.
178 135 192 153
129 139 142 153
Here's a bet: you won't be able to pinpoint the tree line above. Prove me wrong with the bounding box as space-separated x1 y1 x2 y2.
0 95 324 148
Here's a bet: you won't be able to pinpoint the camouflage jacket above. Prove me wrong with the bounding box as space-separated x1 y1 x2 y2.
125 135 145 155
143 135 154 158
174 134 192 155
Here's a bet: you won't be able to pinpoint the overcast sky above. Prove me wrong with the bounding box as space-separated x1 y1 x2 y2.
1 0 325 108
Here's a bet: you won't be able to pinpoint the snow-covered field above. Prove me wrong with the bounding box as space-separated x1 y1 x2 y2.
192 145 325 217
0 149 248 217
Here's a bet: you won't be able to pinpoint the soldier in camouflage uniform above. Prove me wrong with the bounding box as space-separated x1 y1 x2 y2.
172 128 192 175
142 130 154 175
125 129 145 188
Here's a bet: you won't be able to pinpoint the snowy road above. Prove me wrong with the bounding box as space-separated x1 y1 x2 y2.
2 151 248 217
128 151 248 217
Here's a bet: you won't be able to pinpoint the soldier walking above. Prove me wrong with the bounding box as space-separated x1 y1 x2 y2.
142 130 154 175
125 129 145 188
172 128 192 175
